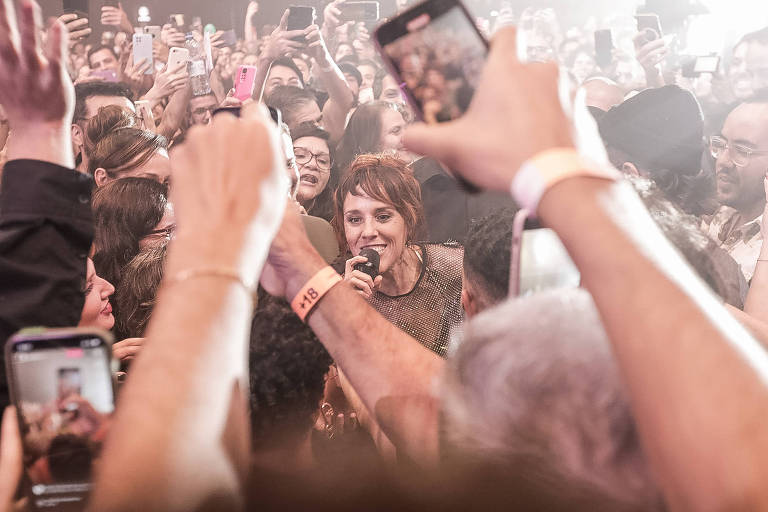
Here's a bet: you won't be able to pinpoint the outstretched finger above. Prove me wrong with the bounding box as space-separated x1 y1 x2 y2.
0 0 20 68
19 0 42 71
277 9 289 32
0 407 22 508
44 16 67 74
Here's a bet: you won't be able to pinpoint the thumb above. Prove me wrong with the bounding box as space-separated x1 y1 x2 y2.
403 122 457 165
0 407 22 508
278 9 289 31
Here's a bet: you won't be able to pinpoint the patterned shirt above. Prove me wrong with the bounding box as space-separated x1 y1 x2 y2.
702 206 763 282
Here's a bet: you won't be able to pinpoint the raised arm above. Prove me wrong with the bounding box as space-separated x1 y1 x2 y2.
261 207 444 465
90 105 289 511
404 27 768 512
305 24 354 142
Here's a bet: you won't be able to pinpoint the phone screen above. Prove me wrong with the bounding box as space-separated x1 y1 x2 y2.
518 228 581 296
378 2 487 124
694 56 720 74
63 0 89 17
594 29 613 68
9 332 114 509
287 6 315 31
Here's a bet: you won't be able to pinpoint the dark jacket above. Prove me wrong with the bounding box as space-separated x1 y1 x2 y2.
0 160 94 409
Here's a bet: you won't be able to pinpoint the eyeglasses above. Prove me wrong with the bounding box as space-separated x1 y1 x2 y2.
293 147 332 171
146 225 175 241
709 135 768 167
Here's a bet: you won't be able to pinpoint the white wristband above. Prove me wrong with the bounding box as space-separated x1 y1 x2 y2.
511 148 620 215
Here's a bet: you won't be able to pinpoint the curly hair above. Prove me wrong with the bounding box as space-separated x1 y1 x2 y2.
463 208 518 307
114 242 168 340
92 177 169 298
249 297 332 448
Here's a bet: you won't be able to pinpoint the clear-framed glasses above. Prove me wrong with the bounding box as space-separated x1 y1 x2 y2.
293 147 332 171
147 225 175 242
709 135 768 167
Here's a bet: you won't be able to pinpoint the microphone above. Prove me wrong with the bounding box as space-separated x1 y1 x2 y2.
354 248 380 279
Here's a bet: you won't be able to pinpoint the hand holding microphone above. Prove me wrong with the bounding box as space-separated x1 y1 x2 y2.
344 248 382 299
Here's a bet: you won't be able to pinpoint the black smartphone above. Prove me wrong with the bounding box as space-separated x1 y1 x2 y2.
169 13 186 33
375 0 487 192
102 0 119 7
6 328 116 511
221 29 238 47
594 29 613 69
341 1 381 24
635 13 663 41
63 0 89 18
286 5 316 38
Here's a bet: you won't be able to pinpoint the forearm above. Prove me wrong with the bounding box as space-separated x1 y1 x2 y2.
285 249 443 464
91 235 254 512
539 177 768 511
315 58 353 142
158 86 192 141
254 57 272 102
6 124 74 169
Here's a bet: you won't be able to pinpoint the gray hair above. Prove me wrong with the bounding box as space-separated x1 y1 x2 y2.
442 288 663 509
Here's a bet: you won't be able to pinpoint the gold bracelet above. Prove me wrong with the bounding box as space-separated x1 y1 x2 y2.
166 268 257 303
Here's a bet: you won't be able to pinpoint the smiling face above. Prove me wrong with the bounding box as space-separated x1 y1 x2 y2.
294 136 331 205
343 190 408 274
379 107 406 154
78 259 115 331
715 102 768 212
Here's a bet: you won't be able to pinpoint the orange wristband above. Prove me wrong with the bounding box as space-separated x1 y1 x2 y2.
291 266 343 322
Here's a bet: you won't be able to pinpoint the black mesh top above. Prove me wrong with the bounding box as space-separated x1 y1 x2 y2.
367 243 465 357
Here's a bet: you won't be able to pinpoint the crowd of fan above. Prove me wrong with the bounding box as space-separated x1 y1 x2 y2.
1 0 768 510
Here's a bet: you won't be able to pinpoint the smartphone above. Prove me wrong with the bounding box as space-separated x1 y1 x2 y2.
517 228 581 296
287 5 316 41
375 0 487 125
594 29 613 69
341 1 381 23
221 29 238 47
636 13 663 41
132 33 154 74
375 0 485 193
135 100 156 132
103 0 119 6
167 47 190 70
169 13 186 33
234 65 259 101
63 0 89 18
143 25 162 39
90 69 118 82
6 328 116 511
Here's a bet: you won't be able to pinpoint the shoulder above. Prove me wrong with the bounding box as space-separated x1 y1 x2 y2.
422 243 464 278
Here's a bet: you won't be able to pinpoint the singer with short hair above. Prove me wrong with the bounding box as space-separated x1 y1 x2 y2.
333 154 464 356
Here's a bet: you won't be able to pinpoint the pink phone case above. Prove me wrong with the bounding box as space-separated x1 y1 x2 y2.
234 65 258 102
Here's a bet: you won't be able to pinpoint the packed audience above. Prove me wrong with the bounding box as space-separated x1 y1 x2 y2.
2 0 768 510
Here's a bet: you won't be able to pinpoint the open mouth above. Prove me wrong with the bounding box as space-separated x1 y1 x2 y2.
301 174 319 185
361 244 386 255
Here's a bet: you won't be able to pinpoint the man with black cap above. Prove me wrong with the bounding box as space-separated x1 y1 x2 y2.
702 91 768 281
598 85 714 216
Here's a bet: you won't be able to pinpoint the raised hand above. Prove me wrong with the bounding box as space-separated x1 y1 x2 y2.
403 27 573 192
101 2 132 33
0 0 74 167
145 61 188 101
261 10 306 62
322 0 345 35
57 13 91 48
170 103 289 282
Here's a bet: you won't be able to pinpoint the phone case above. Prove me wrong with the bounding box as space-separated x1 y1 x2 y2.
167 47 190 70
234 65 259 101
132 33 154 74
